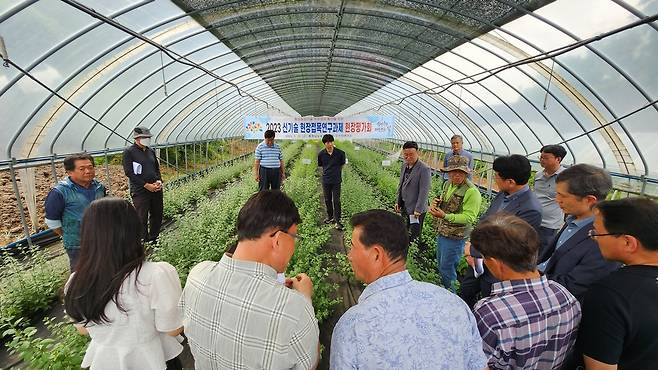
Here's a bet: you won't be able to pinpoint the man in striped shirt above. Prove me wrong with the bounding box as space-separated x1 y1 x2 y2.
471 214 581 370
254 129 285 191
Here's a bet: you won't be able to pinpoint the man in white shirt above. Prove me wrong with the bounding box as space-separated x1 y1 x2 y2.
181 190 319 369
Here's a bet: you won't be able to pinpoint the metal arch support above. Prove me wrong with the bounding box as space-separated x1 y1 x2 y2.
101 55 249 148
1 1 528 156
495 0 651 175
148 70 258 143
168 74 284 142
11 5 285 159
2 0 644 175
4 1 163 159
355 83 479 151
162 73 271 143
72 39 233 150
79 37 232 149
478 34 632 171
397 76 510 154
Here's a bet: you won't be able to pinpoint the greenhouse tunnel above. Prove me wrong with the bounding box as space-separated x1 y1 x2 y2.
1 0 658 368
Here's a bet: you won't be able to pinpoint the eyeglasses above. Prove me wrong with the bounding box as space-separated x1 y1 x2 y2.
270 229 303 241
587 229 622 239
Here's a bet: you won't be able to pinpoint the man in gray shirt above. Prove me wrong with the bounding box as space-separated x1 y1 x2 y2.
533 144 567 257
443 135 474 180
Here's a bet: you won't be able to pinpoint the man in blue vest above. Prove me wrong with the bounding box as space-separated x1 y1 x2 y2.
45 153 107 271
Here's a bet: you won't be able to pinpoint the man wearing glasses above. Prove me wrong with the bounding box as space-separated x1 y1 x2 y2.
180 190 319 370
537 164 620 303
577 198 658 370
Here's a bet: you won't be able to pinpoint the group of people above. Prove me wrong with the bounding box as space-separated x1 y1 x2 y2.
45 126 163 271
44 129 657 369
254 130 347 230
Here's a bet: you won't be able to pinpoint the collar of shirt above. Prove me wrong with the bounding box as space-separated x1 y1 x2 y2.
66 176 98 191
490 275 548 296
219 254 278 280
565 214 594 229
260 141 278 148
358 270 412 303
405 160 418 170
503 184 530 202
537 166 565 181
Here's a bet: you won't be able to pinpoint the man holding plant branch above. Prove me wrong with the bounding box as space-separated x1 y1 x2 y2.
429 155 481 292
180 190 320 370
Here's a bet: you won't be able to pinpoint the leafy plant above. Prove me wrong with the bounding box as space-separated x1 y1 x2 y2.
0 250 69 334
162 157 253 218
152 141 305 283
5 316 89 369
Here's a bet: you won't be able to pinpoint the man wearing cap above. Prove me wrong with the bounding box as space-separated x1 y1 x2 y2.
122 126 163 242
429 155 482 292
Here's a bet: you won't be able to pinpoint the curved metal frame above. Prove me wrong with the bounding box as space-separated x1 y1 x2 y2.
0 0 654 176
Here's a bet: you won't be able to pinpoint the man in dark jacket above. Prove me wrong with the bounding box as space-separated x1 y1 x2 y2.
460 154 542 308
394 141 432 250
537 163 620 302
122 126 163 242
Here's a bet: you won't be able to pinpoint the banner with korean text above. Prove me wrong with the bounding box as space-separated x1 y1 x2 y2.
243 116 395 139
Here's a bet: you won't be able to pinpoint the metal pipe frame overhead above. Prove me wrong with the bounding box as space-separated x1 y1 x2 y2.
0 0 656 177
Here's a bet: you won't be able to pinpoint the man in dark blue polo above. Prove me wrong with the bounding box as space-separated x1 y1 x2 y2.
460 154 542 308
317 134 346 230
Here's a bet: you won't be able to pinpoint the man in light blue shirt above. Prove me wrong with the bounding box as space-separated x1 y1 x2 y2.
330 209 487 370
253 129 284 191
443 135 474 180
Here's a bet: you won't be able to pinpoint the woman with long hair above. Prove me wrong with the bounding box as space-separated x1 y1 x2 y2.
64 197 184 369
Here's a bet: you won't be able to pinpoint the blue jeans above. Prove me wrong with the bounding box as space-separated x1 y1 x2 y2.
436 236 466 292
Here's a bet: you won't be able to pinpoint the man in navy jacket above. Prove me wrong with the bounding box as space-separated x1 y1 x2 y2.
538 164 620 302
460 154 542 308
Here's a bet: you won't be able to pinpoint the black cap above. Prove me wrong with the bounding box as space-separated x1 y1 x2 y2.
133 126 152 139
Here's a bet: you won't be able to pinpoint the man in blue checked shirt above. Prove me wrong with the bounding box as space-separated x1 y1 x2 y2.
330 209 487 370
471 214 581 370
253 129 285 191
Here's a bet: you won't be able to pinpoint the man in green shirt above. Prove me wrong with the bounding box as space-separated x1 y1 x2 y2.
429 155 482 292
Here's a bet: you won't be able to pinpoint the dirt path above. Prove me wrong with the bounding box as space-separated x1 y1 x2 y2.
317 184 363 370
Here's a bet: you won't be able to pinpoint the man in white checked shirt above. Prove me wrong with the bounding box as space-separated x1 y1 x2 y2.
180 190 319 370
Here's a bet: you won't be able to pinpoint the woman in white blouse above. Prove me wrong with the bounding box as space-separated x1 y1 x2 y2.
64 198 184 370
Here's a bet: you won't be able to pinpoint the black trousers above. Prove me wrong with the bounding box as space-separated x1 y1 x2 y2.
132 190 164 242
400 202 426 251
259 166 281 191
459 267 493 308
166 356 182 370
322 182 342 222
